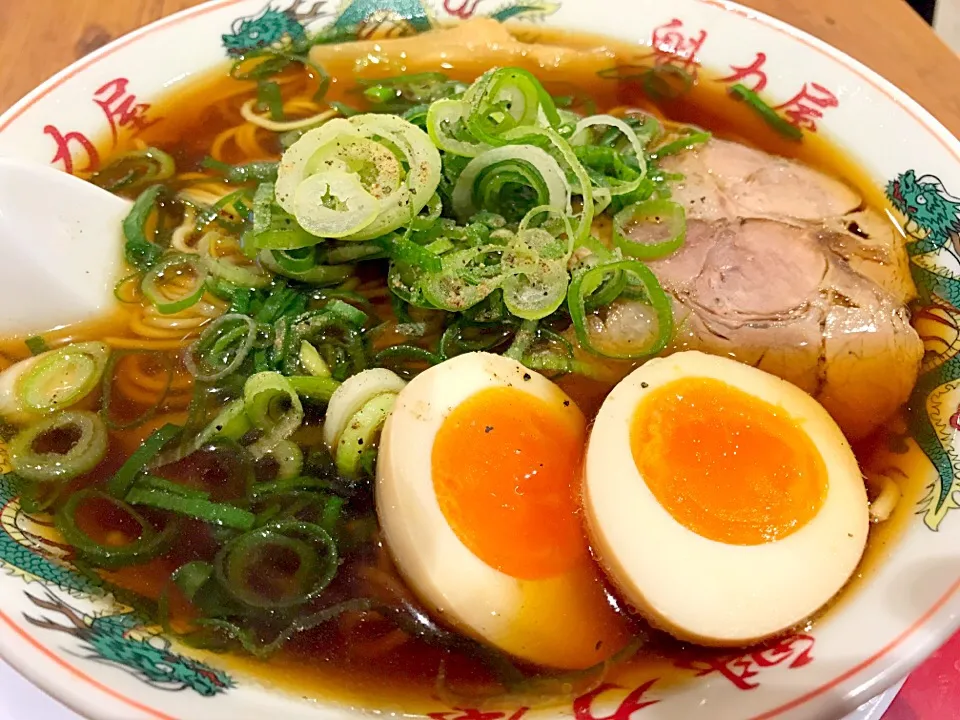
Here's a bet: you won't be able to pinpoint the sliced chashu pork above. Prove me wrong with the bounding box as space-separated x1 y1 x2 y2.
647 219 921 440
660 138 915 303
583 139 922 441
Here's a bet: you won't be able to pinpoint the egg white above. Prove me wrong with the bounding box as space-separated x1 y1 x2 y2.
376 351 622 668
584 350 869 646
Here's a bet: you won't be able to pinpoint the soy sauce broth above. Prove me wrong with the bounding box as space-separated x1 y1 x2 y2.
0 24 926 713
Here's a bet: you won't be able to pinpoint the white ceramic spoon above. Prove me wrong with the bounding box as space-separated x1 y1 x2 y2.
0 158 131 336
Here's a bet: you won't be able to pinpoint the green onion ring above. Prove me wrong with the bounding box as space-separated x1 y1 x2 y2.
141 254 210 315
56 490 176 568
612 199 686 259
243 372 304 458
568 259 674 360
214 520 338 609
185 314 257 383
10 411 108 482
19 341 110 415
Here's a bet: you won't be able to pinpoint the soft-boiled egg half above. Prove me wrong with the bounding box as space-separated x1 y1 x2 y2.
376 351 631 669
584 350 869 646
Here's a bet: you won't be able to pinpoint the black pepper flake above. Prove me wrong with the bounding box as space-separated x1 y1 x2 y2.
640 382 649 389
522 372 531 381
358 438 364 445
485 425 494 433
595 640 603 650
563 400 570 407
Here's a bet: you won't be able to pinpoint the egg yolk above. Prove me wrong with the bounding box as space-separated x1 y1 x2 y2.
432 386 588 579
630 377 828 545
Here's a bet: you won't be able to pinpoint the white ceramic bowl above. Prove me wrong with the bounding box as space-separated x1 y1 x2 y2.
0 2 958 719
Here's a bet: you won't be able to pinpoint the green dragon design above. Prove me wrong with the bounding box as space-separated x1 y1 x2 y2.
23 589 231 697
489 2 562 22
0 475 103 595
887 170 960 529
222 0 331 55
0 474 232 696
222 0 562 55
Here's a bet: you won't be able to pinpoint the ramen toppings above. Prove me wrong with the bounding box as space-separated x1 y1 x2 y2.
0 18 911 709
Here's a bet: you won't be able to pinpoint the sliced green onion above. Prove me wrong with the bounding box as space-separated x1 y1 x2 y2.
613 200 686 259
10 411 108 482
322 368 406 451
214 520 338 609
419 244 506 312
244 372 303 458
504 319 538 361
571 114 649 178
19 341 109 415
17 477 63 514
257 80 285 120
502 125 594 245
407 192 443 231
169 561 214 608
126 487 256 530
651 128 712 159
56 490 176 568
500 229 569 319
568 258 674 359
299 341 331 377
272 246 316 274
134 475 211 499
250 475 336 499
185 314 257 383
258 439 303 480
141 254 209 314
195 188 252 235
288 376 340 402
107 423 180 497
377 233 442 273
275 114 441 242
201 157 278 184
114 272 143 304
199 231 271 289
123 185 165 271
728 84 803 141
259 250 353 286
451 145 570 223
245 182 314 250
198 398 252 444
426 99 490 157
643 65 694 101
336 392 396 478
463 67 560 146
90 147 176 193
372 345 441 375
24 336 48 355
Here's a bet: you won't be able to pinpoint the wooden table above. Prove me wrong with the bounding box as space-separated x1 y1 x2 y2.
0 1 959 719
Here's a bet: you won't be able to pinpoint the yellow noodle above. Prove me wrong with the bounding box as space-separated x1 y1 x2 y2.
240 98 338 132
234 122 274 159
210 126 242 162
120 353 193 392
171 206 199 253
113 374 191 407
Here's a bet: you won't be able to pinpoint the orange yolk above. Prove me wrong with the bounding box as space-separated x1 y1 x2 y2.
630 377 828 545
432 386 588 579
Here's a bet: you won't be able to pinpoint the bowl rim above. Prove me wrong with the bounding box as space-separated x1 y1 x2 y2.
1 1 959 719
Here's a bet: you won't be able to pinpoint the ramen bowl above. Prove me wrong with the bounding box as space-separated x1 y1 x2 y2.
0 1 958 719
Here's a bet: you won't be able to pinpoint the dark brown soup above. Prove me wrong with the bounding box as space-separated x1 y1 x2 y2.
0 21 925 714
